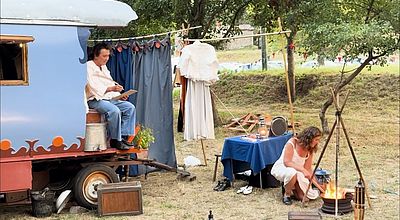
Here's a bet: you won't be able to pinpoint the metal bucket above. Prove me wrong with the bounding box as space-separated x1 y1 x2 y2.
31 188 55 218
85 123 107 151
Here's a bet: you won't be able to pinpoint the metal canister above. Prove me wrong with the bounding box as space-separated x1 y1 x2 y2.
84 123 107 151
354 179 365 220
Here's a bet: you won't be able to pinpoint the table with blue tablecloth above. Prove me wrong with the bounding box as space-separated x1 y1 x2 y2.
221 132 293 181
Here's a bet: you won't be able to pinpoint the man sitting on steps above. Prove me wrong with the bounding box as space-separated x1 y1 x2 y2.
85 43 136 150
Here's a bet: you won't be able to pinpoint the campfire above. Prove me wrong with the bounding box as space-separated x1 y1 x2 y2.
322 182 346 199
320 182 353 215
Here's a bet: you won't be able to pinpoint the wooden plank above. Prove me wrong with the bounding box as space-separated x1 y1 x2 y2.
246 122 257 132
228 127 246 131
0 35 34 43
288 211 321 220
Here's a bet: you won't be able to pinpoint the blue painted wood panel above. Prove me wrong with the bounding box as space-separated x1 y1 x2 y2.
0 24 87 150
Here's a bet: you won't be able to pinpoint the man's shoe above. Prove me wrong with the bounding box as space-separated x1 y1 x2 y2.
282 195 292 205
122 135 135 146
122 139 134 147
110 139 131 150
118 141 132 150
110 139 121 149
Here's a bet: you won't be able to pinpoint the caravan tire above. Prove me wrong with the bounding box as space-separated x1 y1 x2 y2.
73 164 119 209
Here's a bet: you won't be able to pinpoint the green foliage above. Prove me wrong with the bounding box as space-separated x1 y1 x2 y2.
90 0 253 42
90 0 175 39
133 125 155 149
300 0 399 63
172 0 252 44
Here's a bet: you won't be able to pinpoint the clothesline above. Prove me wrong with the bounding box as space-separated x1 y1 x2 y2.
185 30 291 42
88 26 202 42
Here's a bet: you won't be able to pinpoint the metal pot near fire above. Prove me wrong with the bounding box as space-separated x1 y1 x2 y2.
320 182 353 215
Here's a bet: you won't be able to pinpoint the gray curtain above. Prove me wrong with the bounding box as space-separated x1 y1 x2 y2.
108 37 177 169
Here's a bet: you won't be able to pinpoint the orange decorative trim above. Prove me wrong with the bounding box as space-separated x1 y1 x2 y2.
0 139 12 151
52 136 64 147
0 137 98 158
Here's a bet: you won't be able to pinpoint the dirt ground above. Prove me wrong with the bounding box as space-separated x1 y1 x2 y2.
0 72 399 220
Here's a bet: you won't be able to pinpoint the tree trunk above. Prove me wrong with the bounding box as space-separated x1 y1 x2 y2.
188 0 206 39
286 34 296 102
319 54 375 133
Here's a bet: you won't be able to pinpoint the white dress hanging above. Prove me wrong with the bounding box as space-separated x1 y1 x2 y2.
179 41 219 140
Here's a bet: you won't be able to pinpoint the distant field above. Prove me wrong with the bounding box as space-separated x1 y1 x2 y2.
216 46 400 74
217 46 262 63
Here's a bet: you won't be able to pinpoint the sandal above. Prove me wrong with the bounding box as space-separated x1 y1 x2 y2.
282 195 292 205
236 186 248 194
243 186 253 195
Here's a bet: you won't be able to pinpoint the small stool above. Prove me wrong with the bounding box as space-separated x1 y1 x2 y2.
212 154 222 182
86 109 105 123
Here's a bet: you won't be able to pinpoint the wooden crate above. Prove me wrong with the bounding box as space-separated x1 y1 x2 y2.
97 181 143 216
288 211 322 220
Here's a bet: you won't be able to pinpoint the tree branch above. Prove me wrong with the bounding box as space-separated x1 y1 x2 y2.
372 51 388 60
364 0 375 23
222 0 251 38
319 49 379 133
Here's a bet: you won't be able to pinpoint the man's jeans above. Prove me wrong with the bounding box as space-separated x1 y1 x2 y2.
87 99 136 141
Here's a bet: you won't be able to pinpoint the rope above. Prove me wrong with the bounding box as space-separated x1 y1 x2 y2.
185 30 291 42
210 89 250 135
89 26 202 42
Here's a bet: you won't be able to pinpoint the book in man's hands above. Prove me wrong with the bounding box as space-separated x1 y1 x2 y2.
111 89 137 100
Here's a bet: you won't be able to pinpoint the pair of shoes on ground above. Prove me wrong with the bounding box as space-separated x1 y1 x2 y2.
213 179 231 191
110 139 132 150
236 185 253 195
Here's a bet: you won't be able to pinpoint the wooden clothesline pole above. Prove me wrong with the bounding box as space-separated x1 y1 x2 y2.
185 30 291 42
277 18 295 135
88 25 202 42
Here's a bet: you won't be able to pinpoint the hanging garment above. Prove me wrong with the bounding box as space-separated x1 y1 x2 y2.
179 41 219 140
177 76 187 132
179 40 219 82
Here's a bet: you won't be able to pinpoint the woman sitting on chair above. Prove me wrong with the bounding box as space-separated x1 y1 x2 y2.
271 126 323 205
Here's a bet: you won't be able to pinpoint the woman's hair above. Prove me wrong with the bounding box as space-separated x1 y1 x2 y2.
296 126 322 152
90 43 111 60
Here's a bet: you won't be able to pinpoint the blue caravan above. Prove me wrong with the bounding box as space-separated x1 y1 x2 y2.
0 0 144 210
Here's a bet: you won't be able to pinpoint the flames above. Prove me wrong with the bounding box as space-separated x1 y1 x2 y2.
322 182 346 199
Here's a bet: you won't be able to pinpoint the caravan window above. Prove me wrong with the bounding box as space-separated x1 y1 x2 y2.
0 35 34 86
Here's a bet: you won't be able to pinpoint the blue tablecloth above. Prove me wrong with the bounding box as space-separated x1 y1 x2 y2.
221 132 293 181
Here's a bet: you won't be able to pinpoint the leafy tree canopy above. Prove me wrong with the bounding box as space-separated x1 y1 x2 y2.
90 0 253 41
300 0 399 64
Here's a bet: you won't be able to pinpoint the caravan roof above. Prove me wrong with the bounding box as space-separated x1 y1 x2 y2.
0 0 138 27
